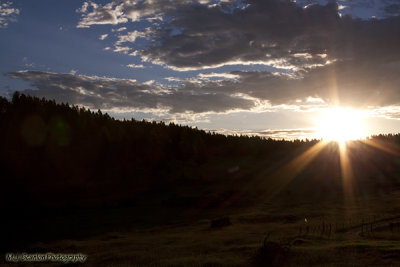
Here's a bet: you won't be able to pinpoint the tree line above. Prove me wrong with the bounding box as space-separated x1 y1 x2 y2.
1 92 400 210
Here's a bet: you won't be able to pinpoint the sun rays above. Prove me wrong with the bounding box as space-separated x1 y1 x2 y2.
256 106 368 205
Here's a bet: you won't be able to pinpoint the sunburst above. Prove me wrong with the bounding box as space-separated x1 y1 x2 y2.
316 107 367 143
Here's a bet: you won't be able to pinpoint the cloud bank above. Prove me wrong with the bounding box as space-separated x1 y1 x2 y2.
7 1 400 121
74 0 400 108
7 70 256 114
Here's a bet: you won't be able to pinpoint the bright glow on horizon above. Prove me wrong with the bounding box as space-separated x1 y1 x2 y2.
316 107 367 142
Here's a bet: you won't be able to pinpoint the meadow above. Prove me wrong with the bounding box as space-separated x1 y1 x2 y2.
6 194 400 266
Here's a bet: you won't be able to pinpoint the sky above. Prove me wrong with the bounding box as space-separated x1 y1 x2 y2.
1 0 400 140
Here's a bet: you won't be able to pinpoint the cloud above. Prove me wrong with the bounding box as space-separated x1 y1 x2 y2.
159 58 400 109
77 0 400 74
115 30 147 45
76 1 128 28
298 0 400 19
370 106 400 120
6 70 256 114
197 72 240 81
8 58 400 117
99 33 108 40
78 0 400 91
139 0 400 108
76 0 400 29
76 0 222 28
126 64 144 68
135 1 340 71
201 58 400 108
212 128 317 140
22 57 35 68
113 45 131 53
0 1 20 28
113 26 127 32
9 1 400 116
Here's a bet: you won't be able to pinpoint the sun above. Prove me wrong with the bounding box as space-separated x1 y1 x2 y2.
316 107 367 142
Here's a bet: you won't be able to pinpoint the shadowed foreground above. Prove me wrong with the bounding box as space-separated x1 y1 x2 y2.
2 93 400 266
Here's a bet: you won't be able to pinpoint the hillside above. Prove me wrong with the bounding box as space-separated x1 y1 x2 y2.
0 92 321 209
2 93 400 266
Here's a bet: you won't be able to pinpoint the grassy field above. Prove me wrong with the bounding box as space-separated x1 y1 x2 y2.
5 192 400 267
3 95 400 266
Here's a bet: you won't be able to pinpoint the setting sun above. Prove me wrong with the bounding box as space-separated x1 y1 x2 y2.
316 107 367 142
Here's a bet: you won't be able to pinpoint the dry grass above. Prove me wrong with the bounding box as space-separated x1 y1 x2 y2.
6 195 400 266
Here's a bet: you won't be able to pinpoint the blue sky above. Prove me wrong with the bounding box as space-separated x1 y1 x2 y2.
1 0 400 139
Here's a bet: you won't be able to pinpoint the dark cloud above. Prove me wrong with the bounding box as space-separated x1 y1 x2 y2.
201 58 400 107
139 0 400 72
149 1 400 107
170 58 400 108
140 1 339 70
137 0 400 107
6 71 255 114
78 0 400 75
7 53 400 115
77 0 235 28
10 1 400 114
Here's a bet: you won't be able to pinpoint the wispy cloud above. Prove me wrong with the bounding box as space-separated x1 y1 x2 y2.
76 1 127 28
99 33 108 40
0 1 20 28
113 26 127 32
370 106 400 120
69 69 78 75
126 64 144 69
